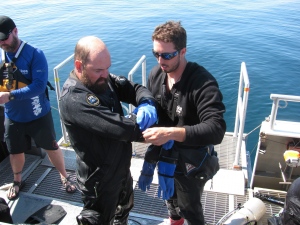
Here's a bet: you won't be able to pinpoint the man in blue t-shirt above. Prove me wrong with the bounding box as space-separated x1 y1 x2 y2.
0 15 76 200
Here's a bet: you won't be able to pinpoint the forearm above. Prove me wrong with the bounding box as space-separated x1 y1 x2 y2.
142 127 186 145
168 127 186 142
11 81 47 100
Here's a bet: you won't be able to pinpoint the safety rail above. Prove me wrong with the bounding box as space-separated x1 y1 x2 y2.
53 54 147 144
128 55 147 112
269 94 300 130
233 62 250 168
53 54 74 144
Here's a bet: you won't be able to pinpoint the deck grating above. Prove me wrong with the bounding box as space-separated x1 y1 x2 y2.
32 167 80 203
0 134 285 224
0 154 40 187
131 182 168 218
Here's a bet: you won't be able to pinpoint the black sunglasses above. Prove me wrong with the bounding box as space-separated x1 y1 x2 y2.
152 49 179 60
0 30 12 41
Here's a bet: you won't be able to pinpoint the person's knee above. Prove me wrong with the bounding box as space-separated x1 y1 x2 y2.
76 209 102 225
46 147 62 154
46 148 63 161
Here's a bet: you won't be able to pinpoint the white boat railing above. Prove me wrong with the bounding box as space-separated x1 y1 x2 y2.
53 54 147 144
269 94 300 130
53 54 74 144
233 62 250 168
128 55 147 113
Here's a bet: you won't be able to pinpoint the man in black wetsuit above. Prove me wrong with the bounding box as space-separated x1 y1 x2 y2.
138 21 226 225
59 36 157 225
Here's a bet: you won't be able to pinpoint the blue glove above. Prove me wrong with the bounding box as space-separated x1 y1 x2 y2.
133 102 157 131
162 140 174 150
157 161 176 200
138 161 156 191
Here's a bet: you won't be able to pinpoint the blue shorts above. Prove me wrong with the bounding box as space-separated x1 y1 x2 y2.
4 111 58 154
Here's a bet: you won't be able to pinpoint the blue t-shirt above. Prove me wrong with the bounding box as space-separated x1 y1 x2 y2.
4 41 50 122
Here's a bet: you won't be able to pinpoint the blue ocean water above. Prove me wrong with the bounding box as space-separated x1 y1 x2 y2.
2 1 300 163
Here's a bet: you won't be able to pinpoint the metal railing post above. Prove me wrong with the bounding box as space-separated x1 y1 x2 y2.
53 54 74 144
233 62 250 168
269 94 300 130
128 55 147 113
269 96 279 130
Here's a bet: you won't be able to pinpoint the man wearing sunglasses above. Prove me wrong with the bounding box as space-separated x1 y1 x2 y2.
138 21 226 225
0 15 77 201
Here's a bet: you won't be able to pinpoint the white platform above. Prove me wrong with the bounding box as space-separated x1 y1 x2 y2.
204 169 245 195
131 158 246 196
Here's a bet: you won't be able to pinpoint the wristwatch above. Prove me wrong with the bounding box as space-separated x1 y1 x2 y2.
8 92 15 101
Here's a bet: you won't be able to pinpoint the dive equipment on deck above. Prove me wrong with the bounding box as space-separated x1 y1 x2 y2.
25 204 67 224
284 142 300 167
222 198 266 225
284 150 300 167
254 192 285 206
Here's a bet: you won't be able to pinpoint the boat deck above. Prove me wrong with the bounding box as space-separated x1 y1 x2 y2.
0 133 284 225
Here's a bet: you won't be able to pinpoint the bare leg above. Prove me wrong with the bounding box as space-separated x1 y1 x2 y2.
7 153 25 199
46 147 68 179
46 147 76 192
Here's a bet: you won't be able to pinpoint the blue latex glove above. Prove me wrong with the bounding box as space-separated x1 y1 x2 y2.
133 102 157 131
157 161 176 200
138 161 156 191
162 140 174 150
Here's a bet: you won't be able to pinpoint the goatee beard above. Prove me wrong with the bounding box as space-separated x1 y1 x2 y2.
89 79 108 94
82 72 109 94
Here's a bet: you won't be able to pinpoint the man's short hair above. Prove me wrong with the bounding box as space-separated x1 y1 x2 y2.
152 21 186 51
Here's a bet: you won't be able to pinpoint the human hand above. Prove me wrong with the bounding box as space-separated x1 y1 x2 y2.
133 102 157 131
157 161 176 200
142 127 171 146
138 161 156 191
0 92 10 104
162 140 174 150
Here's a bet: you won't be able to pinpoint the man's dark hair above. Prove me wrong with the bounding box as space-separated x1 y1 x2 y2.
152 21 187 51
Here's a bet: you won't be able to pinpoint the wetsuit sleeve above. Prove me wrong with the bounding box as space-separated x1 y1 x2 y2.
10 48 48 100
60 82 142 142
109 74 156 106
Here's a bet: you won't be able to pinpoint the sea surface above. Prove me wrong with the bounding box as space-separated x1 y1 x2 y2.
2 0 300 165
